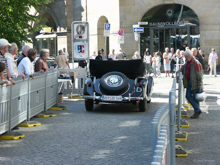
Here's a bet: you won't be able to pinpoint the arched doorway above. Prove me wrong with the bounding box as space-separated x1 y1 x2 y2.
97 16 109 58
141 4 200 56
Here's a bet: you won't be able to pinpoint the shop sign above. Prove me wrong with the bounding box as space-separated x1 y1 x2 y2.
149 21 184 27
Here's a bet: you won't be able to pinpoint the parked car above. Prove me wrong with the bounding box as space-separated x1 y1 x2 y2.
83 59 154 112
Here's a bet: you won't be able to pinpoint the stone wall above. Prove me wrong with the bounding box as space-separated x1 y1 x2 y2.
119 0 220 62
87 0 120 56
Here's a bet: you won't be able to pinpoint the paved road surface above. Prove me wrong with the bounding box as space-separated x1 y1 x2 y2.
0 73 219 165
0 74 172 165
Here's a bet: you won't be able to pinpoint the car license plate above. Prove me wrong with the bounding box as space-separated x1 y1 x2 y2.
102 95 123 101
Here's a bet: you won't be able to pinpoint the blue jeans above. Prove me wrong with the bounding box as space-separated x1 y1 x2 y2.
186 80 201 113
170 63 175 73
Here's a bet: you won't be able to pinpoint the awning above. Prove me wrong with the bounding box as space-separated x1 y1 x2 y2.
35 33 57 39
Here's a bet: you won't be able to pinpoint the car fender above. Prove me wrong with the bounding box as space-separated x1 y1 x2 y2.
147 76 154 96
84 78 94 96
132 79 147 97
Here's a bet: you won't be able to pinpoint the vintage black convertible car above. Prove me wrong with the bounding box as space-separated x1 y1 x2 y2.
83 59 154 112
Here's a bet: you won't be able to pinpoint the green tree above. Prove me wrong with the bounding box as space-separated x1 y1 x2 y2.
0 0 54 47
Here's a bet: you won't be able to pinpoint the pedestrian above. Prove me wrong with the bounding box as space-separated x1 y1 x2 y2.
192 48 205 69
0 62 6 85
155 52 161 77
143 50 152 74
6 43 25 79
79 60 87 68
180 50 186 66
0 38 16 86
163 47 171 77
181 43 187 51
90 51 97 59
63 47 69 59
55 50 70 69
95 50 103 60
101 49 106 60
108 49 116 60
208 48 218 77
152 52 157 77
175 49 184 71
199 50 205 60
132 51 141 59
35 49 49 72
116 48 126 60
17 45 30 66
180 50 203 119
169 48 175 78
18 48 38 75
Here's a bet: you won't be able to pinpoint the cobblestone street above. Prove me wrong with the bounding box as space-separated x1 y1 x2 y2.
0 73 219 165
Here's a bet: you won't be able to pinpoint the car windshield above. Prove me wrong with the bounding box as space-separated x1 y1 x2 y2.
89 59 145 79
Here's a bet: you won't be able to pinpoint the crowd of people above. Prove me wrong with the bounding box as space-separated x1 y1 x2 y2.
89 48 127 61
0 38 71 86
140 46 218 78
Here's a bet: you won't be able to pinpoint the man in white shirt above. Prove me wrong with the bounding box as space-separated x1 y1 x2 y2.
7 43 25 79
63 48 69 59
18 48 37 75
108 49 116 60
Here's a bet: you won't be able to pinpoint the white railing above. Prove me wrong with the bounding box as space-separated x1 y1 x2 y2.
151 78 176 165
0 69 58 135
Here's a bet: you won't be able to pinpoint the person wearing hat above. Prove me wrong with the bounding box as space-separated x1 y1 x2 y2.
0 38 16 85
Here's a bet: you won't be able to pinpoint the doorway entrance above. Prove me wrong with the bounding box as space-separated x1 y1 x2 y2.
141 4 200 56
147 25 200 55
150 26 189 55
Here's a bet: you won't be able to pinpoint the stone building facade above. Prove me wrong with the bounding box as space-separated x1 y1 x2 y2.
29 0 220 65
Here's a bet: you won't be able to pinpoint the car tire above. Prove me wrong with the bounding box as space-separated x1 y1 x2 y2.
139 98 147 112
100 72 128 95
85 99 93 111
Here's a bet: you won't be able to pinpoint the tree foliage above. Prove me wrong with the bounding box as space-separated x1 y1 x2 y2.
0 0 54 48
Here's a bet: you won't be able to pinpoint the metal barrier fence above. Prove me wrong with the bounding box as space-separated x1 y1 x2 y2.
151 78 176 165
0 69 58 135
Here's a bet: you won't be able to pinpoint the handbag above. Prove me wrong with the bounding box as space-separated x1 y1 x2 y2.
207 66 210 71
171 58 176 64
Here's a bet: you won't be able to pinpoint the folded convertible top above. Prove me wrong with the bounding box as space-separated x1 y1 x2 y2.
89 59 145 79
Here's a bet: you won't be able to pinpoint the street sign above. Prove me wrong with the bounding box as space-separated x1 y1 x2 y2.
118 36 124 44
118 29 124 36
73 42 88 59
104 23 110 30
73 23 88 40
71 21 89 61
104 23 110 37
133 27 144 33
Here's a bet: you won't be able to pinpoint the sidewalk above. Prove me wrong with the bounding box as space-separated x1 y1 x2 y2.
153 72 220 165
172 73 220 165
